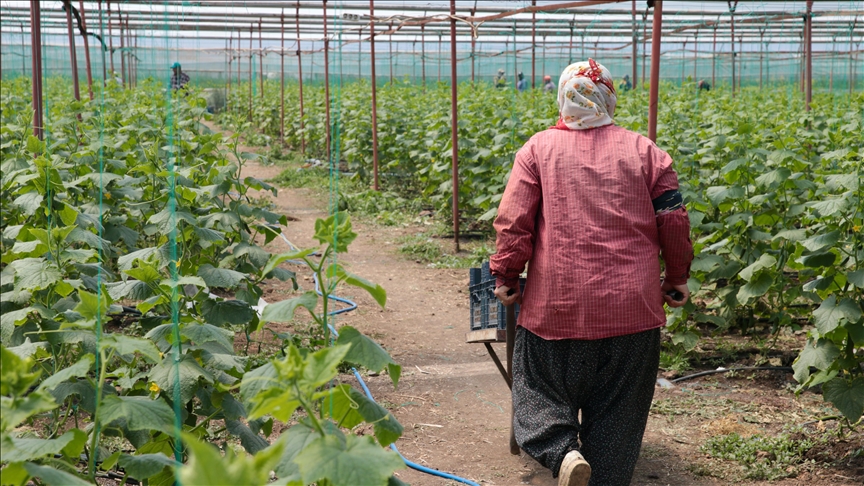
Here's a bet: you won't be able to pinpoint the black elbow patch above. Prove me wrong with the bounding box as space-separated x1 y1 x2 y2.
652 190 683 215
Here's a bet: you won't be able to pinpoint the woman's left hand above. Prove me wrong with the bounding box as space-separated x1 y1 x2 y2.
494 285 522 306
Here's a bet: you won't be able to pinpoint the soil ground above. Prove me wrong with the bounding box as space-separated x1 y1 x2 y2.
207 121 863 486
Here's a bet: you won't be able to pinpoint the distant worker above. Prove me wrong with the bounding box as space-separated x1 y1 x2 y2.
697 79 711 91
170 62 190 91
543 75 556 93
517 71 529 92
619 74 632 91
494 69 507 89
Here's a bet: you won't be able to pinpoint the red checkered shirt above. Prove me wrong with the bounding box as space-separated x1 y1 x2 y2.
490 125 693 340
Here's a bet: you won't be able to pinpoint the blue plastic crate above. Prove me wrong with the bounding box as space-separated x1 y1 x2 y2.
469 262 526 331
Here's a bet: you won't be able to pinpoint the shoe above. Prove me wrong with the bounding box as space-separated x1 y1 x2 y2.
558 450 591 486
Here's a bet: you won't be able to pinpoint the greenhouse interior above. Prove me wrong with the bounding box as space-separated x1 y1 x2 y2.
1 1 862 485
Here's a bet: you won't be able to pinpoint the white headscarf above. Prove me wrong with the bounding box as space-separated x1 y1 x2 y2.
556 59 618 130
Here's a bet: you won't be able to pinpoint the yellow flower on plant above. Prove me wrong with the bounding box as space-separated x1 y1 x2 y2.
854 225 861 233
149 382 161 393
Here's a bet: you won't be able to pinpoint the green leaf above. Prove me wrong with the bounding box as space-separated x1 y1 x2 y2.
800 230 841 252
807 198 849 218
148 355 214 404
323 385 403 446
261 249 314 279
813 296 863 335
1 344 42 396
302 345 351 390
22 463 90 486
1 391 58 431
738 254 776 282
98 395 176 432
736 272 773 304
754 167 790 188
772 229 808 241
261 292 318 323
800 252 837 268
200 299 255 326
100 334 162 364
226 419 270 454
26 135 43 153
792 338 841 383
181 323 233 350
705 185 745 206
330 265 387 308
178 432 283 486
313 212 357 253
123 264 163 284
118 453 177 481
13 192 43 216
671 330 700 351
3 429 86 462
273 421 319 482
295 433 405 486
10 258 61 291
74 290 109 320
37 354 94 392
847 270 864 289
197 264 246 288
822 377 864 423
239 362 279 404
336 326 401 387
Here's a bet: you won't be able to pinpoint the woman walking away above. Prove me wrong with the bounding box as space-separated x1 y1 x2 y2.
491 59 693 486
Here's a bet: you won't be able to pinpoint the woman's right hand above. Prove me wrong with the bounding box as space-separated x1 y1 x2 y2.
661 280 689 308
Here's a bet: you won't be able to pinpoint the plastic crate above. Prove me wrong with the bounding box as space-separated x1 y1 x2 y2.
469 262 526 331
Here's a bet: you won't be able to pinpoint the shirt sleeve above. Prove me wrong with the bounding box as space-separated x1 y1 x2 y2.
490 145 542 289
652 166 693 286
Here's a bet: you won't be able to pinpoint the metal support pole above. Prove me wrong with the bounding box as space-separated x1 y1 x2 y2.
389 22 394 86
729 1 737 95
829 35 834 92
21 24 27 78
228 31 232 111
632 0 637 89
681 39 687 85
693 31 698 84
449 0 460 253
648 1 662 143
296 3 305 154
438 32 442 84
712 23 717 88
248 23 253 121
30 0 44 139
642 11 647 88
119 10 125 87
805 1 812 111
531 0 536 89
471 9 477 83
421 23 426 89
107 0 114 75
370 0 380 191
358 29 363 79
852 19 857 95
79 1 93 100
280 13 285 145
237 29 242 93
66 3 82 101
98 0 106 84
738 35 742 89
760 29 764 88
323 0 331 162
259 19 264 99
569 21 574 64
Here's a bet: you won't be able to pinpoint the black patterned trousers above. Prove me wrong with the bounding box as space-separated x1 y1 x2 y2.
512 327 661 486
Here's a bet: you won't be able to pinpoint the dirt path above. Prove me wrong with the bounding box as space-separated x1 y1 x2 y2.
205 121 861 486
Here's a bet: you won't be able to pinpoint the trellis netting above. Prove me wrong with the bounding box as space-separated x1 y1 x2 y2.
1 1 861 90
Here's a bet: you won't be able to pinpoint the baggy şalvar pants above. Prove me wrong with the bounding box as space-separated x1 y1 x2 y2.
512 327 661 486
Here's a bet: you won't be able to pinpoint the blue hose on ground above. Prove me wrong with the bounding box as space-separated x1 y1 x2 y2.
278 233 480 485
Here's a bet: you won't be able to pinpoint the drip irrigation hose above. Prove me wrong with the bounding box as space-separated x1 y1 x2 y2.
669 366 793 383
277 233 480 486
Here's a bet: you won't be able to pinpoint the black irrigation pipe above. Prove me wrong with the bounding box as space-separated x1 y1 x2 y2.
670 366 794 383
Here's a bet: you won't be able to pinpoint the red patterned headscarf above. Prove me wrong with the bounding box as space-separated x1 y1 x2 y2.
552 59 618 130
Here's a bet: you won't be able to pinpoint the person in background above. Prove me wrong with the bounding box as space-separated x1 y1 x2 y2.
543 75 556 93
494 69 507 89
517 71 529 92
170 62 190 91
697 79 711 91
491 59 693 486
619 74 632 91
